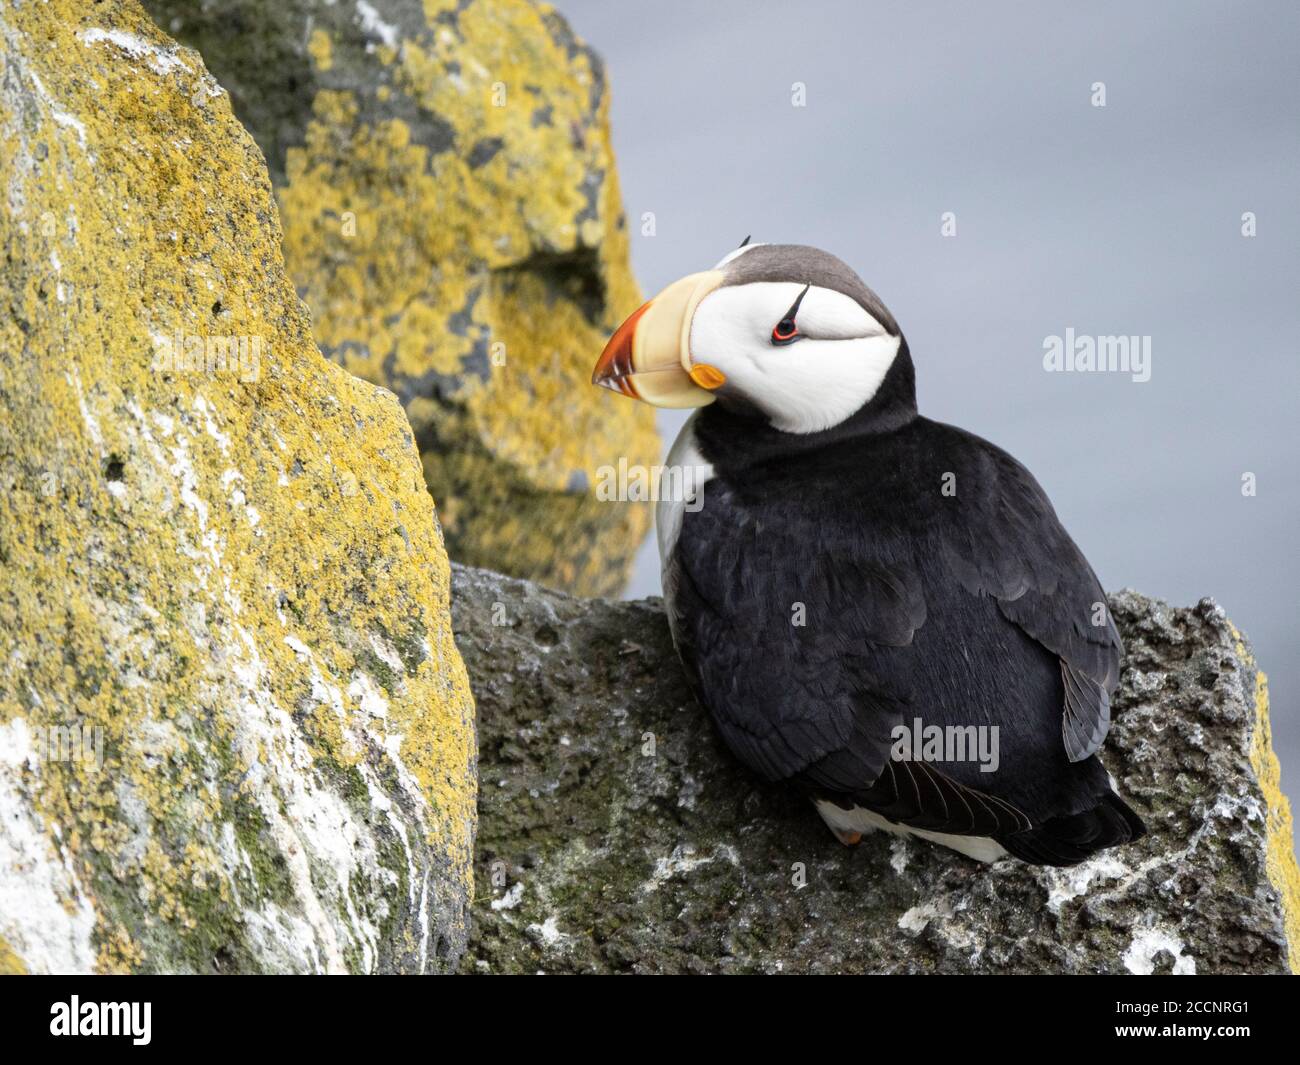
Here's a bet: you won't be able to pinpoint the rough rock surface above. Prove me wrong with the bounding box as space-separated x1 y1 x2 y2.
0 0 475 974
452 564 1300 974
144 0 658 597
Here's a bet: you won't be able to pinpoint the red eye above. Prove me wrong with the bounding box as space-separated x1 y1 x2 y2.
770 283 811 346
771 319 799 345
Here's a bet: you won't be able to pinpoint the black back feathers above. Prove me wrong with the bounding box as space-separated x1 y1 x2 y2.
668 410 1143 867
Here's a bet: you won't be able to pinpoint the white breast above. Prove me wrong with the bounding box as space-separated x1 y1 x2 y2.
655 412 714 573
656 414 715 648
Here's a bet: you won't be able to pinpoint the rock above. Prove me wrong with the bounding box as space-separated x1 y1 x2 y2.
0 0 476 974
452 564 1300 974
143 0 659 597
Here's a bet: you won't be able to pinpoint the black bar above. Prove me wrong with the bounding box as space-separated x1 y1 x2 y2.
0 973 1289 1051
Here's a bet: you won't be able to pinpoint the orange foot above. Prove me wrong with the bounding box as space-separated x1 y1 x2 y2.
832 828 863 847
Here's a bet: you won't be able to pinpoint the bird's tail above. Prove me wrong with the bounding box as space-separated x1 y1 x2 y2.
997 792 1146 867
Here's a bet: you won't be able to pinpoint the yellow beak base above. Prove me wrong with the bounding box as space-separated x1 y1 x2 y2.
592 271 725 408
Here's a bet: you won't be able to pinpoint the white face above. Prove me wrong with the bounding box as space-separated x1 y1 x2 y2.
687 278 902 434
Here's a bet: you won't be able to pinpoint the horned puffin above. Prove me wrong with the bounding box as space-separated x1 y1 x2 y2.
592 241 1145 867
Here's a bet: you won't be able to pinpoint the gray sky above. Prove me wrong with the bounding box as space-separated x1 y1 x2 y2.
561 1 1300 828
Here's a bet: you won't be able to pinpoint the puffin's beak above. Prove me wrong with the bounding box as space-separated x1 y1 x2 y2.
592 270 725 407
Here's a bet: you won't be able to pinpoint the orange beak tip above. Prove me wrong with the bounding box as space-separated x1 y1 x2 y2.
592 301 651 396
594 375 628 395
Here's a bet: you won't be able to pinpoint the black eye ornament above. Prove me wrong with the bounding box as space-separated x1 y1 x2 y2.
770 283 811 346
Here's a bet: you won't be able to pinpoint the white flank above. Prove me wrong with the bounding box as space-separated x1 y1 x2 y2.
814 799 1009 864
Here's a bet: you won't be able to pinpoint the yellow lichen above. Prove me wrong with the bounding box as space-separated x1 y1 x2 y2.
1235 629 1300 974
0 935 27 975
0 0 475 972
271 0 657 596
307 27 332 73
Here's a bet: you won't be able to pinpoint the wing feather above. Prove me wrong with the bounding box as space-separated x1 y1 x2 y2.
666 419 1121 845
943 442 1122 761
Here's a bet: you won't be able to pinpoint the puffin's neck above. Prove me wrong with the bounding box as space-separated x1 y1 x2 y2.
693 339 919 474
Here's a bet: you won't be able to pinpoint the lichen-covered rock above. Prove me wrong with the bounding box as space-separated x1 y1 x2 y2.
144 0 659 597
0 0 476 974
452 564 1300 974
